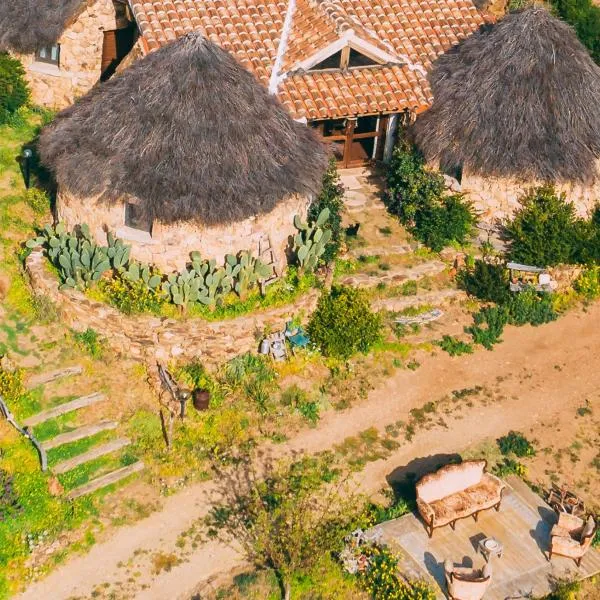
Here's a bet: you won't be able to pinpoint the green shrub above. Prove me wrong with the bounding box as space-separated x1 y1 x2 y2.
457 260 510 303
72 328 105 359
385 139 475 250
308 286 383 359
504 185 586 266
550 0 600 64
23 188 51 215
99 274 166 315
437 335 474 356
497 431 536 457
506 289 557 326
492 457 527 479
358 544 436 600
308 157 345 264
574 266 600 300
0 53 29 125
466 305 509 350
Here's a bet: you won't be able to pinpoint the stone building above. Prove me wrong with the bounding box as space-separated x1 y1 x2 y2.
412 7 600 222
38 33 327 273
127 0 487 168
0 0 136 108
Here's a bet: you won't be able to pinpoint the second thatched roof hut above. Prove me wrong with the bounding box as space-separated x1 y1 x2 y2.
39 32 327 273
412 7 600 220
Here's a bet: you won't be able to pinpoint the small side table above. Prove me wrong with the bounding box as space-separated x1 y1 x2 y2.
478 536 503 562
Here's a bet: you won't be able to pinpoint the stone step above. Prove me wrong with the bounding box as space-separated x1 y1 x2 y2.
24 392 106 427
348 244 413 258
42 421 119 450
67 461 145 500
53 437 131 474
26 366 83 389
340 260 446 288
372 289 467 313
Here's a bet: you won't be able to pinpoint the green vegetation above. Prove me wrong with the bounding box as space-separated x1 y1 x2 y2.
0 53 29 125
293 208 333 273
467 289 557 350
72 328 105 358
308 157 345 264
574 265 600 300
550 0 600 64
436 335 473 356
504 185 600 266
457 259 510 304
497 431 536 458
206 455 364 600
357 544 436 600
308 286 383 359
385 139 475 251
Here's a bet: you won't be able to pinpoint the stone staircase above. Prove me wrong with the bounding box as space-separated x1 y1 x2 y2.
25 366 144 499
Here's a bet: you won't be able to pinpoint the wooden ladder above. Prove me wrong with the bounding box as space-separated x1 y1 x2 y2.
258 235 279 294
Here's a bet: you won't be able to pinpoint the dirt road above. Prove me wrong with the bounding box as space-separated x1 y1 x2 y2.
17 303 600 600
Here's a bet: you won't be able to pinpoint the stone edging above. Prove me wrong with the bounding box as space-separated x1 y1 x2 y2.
26 250 319 365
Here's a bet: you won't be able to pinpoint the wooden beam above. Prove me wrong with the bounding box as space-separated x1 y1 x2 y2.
42 421 118 450
26 366 83 389
67 461 145 499
24 392 106 427
53 438 131 474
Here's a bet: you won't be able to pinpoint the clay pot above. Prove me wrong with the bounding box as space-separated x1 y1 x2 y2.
192 389 210 411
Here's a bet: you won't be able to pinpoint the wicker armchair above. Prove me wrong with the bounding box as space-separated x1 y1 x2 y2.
549 513 596 567
444 559 492 600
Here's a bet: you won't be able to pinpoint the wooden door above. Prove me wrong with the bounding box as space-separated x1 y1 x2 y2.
101 26 136 81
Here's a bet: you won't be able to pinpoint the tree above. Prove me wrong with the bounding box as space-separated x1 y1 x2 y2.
205 454 363 600
308 285 383 359
308 157 345 264
503 185 586 266
0 53 29 124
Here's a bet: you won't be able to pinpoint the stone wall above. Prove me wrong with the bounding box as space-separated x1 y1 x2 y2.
26 250 320 366
57 191 310 274
16 0 125 109
462 171 600 223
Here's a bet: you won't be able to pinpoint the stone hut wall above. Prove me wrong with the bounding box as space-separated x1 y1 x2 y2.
16 0 125 109
461 171 600 223
56 191 309 274
26 249 320 366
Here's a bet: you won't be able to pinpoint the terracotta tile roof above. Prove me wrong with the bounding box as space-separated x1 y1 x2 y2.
128 0 485 119
281 65 432 119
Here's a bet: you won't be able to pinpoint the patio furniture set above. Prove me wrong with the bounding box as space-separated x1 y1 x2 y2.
414 460 597 599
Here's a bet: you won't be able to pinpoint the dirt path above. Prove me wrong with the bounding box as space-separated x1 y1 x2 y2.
17 303 600 600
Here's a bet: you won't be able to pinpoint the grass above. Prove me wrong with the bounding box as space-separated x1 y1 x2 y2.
46 429 116 467
33 412 78 442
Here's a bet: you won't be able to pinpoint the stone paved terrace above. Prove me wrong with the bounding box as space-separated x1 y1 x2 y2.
368 476 600 599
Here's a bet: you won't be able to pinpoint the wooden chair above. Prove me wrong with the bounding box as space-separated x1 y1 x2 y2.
549 513 596 567
444 559 492 600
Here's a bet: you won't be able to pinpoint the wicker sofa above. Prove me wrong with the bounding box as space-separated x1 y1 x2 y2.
416 460 506 537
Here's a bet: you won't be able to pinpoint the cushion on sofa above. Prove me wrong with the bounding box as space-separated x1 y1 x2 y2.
417 461 486 504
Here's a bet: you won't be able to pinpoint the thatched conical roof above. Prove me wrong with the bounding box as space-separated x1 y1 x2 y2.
0 0 83 54
39 33 327 226
413 7 600 183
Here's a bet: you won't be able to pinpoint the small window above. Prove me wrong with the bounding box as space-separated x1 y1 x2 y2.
309 50 343 71
348 49 378 68
125 201 152 233
35 44 60 67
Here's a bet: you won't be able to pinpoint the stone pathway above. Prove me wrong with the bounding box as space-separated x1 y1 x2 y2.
372 289 467 312
340 260 446 288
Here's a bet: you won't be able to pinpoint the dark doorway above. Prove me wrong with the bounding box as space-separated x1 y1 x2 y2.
311 115 388 168
101 24 136 81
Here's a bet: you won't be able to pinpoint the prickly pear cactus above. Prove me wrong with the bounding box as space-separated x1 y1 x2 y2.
293 208 331 273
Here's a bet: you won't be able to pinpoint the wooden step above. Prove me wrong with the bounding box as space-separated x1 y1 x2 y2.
53 437 131 474
42 421 118 450
26 366 83 389
67 461 145 499
24 392 106 427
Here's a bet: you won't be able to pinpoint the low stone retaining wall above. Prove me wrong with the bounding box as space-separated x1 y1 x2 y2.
26 250 319 365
